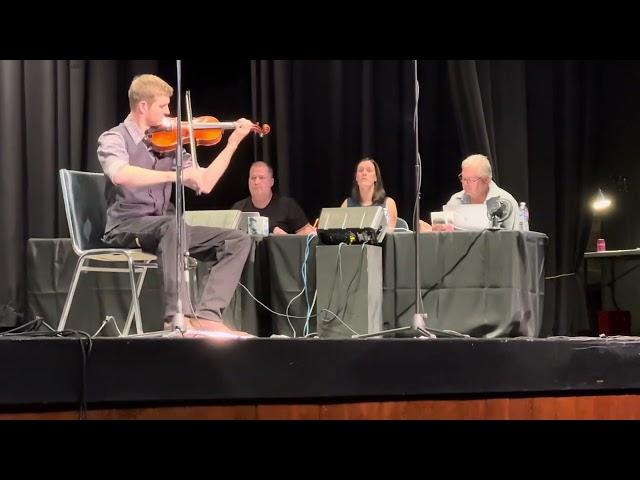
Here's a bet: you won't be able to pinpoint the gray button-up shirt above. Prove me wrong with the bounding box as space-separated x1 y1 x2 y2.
97 114 192 232
446 180 520 230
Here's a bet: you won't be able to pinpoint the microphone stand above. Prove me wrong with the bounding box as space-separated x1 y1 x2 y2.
353 61 467 339
403 61 466 338
410 59 433 337
171 59 187 332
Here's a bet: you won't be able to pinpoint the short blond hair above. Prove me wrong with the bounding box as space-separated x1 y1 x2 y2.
128 74 173 110
461 154 492 179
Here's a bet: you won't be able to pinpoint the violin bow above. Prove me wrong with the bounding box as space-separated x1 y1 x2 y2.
185 90 203 196
185 91 200 171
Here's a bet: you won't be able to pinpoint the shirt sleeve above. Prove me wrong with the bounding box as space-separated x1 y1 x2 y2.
502 196 520 230
288 198 310 232
446 192 463 206
97 131 129 182
231 198 246 211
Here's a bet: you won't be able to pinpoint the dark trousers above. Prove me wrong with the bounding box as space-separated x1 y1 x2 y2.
103 216 252 322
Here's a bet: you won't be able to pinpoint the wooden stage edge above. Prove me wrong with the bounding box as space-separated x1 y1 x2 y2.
3 394 640 419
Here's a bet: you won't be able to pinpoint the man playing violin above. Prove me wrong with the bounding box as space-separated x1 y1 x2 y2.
97 74 253 336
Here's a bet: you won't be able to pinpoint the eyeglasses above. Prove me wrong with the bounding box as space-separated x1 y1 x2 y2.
458 174 483 184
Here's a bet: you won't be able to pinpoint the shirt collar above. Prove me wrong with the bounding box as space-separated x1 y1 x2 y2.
454 180 501 202
124 114 146 145
486 180 501 199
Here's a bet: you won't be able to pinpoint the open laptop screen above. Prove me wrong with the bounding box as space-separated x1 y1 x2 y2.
443 204 490 231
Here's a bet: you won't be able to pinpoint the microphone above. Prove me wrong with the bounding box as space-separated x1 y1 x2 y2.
487 199 512 229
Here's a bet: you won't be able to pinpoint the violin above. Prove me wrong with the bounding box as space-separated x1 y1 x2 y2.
145 116 270 153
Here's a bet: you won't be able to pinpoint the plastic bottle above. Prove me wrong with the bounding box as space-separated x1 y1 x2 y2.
519 202 529 231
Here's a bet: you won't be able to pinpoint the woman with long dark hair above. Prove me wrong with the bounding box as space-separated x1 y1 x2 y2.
340 157 398 230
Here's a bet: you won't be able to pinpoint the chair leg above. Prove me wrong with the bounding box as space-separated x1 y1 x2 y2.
58 255 87 331
126 258 144 336
122 266 149 336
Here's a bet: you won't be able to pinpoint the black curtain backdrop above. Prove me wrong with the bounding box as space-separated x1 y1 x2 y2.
0 60 157 327
251 60 602 336
1 59 604 336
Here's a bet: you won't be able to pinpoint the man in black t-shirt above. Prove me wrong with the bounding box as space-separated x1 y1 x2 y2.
232 161 316 235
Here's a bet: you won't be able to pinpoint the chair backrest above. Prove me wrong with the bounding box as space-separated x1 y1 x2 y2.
60 169 108 254
395 217 410 231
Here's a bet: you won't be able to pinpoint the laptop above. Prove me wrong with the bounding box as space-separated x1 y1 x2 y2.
443 204 490 231
185 210 265 234
184 210 241 229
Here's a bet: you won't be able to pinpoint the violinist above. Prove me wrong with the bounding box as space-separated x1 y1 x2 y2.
97 74 253 335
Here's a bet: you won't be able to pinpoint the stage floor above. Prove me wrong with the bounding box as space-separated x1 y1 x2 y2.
2 333 640 410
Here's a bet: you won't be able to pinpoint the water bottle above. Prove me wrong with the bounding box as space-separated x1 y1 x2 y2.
519 202 530 231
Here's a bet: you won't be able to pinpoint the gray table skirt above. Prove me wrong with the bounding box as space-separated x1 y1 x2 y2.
26 231 546 338
386 230 547 338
